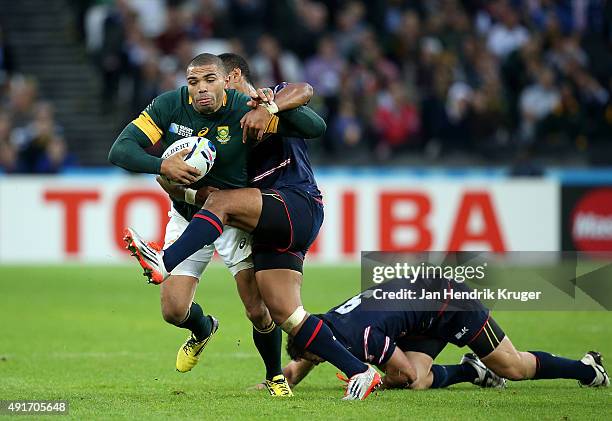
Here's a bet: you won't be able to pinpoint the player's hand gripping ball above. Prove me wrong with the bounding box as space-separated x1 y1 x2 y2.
161 136 216 185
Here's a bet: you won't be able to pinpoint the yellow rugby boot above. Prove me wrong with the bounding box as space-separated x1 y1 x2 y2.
176 316 219 372
264 374 294 397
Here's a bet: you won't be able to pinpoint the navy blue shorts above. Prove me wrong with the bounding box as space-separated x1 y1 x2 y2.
395 335 448 360
430 282 506 358
252 187 324 273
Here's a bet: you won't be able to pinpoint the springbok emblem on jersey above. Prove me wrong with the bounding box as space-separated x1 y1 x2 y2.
216 126 230 143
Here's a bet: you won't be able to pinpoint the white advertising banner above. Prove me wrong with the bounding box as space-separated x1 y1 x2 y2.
0 176 559 263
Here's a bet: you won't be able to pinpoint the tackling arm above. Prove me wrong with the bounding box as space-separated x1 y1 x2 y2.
283 359 316 388
272 83 314 111
156 176 217 207
274 105 326 139
379 348 419 389
247 82 313 111
240 83 323 141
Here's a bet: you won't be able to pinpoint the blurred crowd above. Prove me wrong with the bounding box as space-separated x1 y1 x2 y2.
81 0 612 164
0 24 74 173
3 0 612 171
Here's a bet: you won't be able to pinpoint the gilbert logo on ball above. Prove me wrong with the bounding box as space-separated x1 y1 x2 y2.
161 136 216 184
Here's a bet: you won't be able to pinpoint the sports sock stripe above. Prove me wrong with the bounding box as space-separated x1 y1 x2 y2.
253 321 276 334
193 213 223 235
304 319 323 349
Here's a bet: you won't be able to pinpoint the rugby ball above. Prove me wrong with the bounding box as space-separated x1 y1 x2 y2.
161 136 216 184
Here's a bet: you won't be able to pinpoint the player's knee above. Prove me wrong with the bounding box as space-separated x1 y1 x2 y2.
244 302 269 328
264 304 292 327
408 377 430 390
278 306 307 334
495 365 526 381
203 191 226 219
490 354 528 380
161 305 189 326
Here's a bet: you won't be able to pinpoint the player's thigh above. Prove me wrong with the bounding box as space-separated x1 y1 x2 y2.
214 226 253 277
253 188 323 255
255 268 303 322
204 188 262 232
161 206 214 320
164 205 216 271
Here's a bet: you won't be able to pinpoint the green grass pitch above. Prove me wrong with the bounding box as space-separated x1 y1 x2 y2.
0 264 610 420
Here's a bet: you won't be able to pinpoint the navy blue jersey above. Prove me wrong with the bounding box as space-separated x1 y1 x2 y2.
320 278 451 366
247 83 322 198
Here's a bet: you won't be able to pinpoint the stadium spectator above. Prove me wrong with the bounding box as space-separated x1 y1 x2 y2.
289 0 329 59
373 81 420 160
10 102 72 173
188 0 233 40
251 34 303 87
329 99 364 159
66 0 612 165
228 0 267 53
334 1 367 56
0 24 14 91
519 67 561 141
98 0 135 112
0 111 16 172
156 4 189 55
486 5 529 59
304 36 345 151
7 77 37 129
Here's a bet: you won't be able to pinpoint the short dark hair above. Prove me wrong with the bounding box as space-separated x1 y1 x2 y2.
286 334 306 361
187 53 226 73
218 53 253 85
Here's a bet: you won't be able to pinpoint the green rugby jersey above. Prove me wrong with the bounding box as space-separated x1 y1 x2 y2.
111 85 326 221
122 86 252 220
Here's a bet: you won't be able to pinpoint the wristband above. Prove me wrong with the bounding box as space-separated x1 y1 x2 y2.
260 101 279 114
184 188 197 205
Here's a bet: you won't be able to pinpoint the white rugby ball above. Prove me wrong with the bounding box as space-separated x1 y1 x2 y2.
161 136 216 184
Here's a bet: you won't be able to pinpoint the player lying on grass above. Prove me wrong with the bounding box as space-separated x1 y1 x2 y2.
282 277 609 390
110 53 321 396
124 54 383 400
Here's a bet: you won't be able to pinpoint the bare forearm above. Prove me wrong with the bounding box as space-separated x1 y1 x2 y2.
274 83 313 112
380 373 411 390
283 360 315 387
156 176 217 207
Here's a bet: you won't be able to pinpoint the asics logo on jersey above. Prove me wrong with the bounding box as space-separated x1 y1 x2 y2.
239 238 247 249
